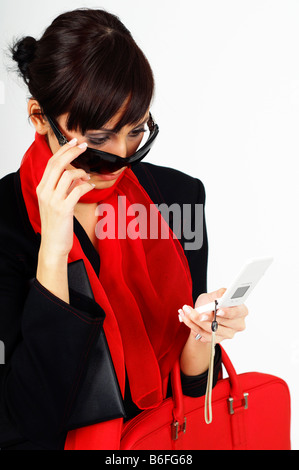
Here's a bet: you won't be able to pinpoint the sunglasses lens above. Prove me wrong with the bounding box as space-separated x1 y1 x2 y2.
71 149 126 174
71 138 155 174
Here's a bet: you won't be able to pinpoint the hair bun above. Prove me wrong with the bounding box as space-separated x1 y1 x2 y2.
11 36 37 83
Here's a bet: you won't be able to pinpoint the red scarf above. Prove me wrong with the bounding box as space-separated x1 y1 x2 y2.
20 132 193 449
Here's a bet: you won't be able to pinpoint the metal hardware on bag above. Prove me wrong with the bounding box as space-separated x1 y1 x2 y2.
172 421 179 440
182 417 187 434
228 392 249 415
171 417 187 440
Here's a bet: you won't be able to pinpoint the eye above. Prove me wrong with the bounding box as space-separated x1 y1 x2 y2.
129 128 146 137
88 136 110 146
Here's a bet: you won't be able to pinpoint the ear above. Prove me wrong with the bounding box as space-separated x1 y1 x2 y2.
27 99 49 135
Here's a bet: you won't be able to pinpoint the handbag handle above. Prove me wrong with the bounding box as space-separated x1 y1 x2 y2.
170 345 246 437
219 346 243 398
170 360 186 440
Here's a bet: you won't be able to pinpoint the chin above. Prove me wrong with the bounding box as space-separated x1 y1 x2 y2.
93 179 117 189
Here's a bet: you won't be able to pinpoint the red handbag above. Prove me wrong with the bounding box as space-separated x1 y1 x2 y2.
120 346 291 450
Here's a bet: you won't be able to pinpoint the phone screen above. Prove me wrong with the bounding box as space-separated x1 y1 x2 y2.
231 285 250 299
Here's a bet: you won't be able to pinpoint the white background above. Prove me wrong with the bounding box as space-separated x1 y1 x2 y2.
1 0 298 449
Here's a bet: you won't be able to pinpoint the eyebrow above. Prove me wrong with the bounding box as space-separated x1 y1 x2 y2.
85 115 150 136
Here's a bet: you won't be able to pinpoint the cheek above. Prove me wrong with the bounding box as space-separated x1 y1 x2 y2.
128 136 144 154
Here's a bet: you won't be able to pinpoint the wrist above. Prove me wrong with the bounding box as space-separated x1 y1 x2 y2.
180 332 210 376
37 246 70 304
38 244 69 266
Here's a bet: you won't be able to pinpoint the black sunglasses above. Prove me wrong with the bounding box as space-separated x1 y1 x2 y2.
45 113 159 174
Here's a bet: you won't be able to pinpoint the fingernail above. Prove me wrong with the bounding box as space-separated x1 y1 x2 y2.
68 138 78 146
85 174 91 180
90 183 96 188
178 309 184 322
78 142 88 149
200 314 209 321
217 310 225 317
183 305 192 314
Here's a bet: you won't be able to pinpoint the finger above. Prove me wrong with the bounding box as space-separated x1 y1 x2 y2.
64 181 95 207
179 305 246 341
195 287 227 308
189 324 235 343
178 306 212 337
216 315 247 332
38 142 88 193
217 304 248 320
179 311 208 342
46 143 88 191
55 168 91 199
38 138 78 185
181 304 213 325
185 319 224 344
212 324 237 340
190 328 211 343
66 177 88 196
50 137 79 159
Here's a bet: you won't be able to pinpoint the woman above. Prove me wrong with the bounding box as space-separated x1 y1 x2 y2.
0 8 248 450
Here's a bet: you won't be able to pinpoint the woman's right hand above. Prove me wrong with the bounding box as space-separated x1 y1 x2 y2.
36 138 94 260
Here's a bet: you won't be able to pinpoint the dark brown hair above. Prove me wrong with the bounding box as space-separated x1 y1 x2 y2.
10 8 155 134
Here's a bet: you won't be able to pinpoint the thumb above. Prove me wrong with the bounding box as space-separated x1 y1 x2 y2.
214 287 226 299
195 287 226 308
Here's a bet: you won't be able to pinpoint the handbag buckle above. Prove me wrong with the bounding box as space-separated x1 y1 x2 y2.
228 393 249 415
171 417 187 440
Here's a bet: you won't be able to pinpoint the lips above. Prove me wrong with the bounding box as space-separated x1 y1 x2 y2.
93 169 125 181
110 170 123 177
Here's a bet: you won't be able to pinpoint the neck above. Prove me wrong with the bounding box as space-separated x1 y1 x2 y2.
74 201 98 216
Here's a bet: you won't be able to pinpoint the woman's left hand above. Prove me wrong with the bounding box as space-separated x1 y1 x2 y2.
178 288 248 344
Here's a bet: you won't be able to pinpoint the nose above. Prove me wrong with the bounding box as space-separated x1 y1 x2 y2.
110 136 128 159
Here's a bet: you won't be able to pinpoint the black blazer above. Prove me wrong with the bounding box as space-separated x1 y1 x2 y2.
0 161 218 450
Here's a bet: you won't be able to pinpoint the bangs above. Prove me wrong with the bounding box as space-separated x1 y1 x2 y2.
65 32 154 135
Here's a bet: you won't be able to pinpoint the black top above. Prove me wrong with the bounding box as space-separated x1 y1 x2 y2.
0 161 221 450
